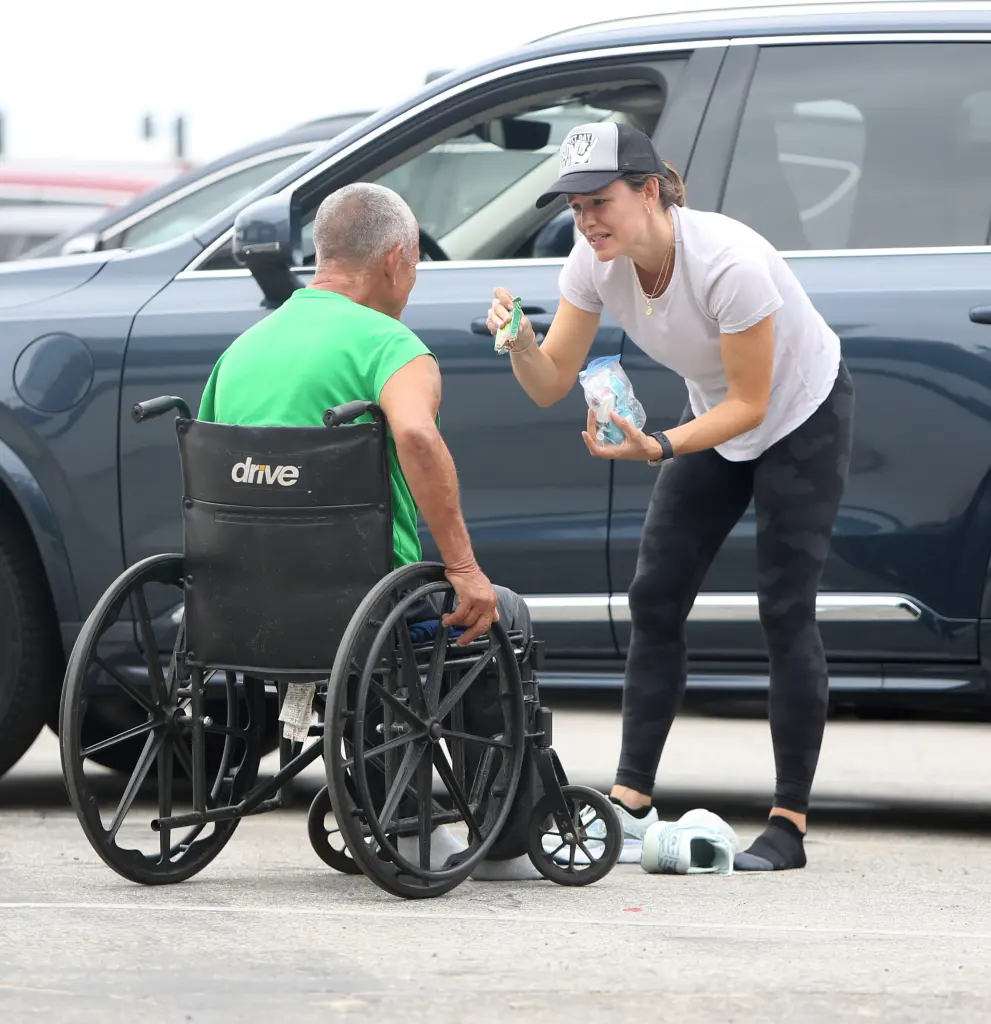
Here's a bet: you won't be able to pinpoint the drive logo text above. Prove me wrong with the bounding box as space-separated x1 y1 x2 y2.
231 456 300 487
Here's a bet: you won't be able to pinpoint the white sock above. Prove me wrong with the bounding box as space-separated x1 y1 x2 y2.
470 853 543 881
396 826 466 870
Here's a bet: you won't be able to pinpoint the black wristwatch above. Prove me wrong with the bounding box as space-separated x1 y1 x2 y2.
647 431 675 467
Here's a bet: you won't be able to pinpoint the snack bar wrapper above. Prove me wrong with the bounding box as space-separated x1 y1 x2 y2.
494 297 523 354
578 355 647 446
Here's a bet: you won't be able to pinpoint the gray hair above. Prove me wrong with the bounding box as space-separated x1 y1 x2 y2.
312 182 419 268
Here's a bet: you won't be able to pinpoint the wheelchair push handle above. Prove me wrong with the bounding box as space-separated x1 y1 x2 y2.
131 396 193 423
323 401 382 427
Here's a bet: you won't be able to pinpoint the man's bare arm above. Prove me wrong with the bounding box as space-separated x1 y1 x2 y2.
379 355 474 569
378 354 497 644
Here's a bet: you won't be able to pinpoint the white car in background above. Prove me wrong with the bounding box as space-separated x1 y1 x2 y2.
17 112 374 261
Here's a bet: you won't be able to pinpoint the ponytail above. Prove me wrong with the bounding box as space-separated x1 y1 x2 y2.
623 162 686 208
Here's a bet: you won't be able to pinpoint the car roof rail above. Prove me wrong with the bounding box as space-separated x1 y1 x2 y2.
528 0 985 45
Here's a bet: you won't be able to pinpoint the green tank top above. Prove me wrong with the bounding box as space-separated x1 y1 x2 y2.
197 287 432 568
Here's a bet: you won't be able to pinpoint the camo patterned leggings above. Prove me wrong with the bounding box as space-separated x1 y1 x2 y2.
615 361 855 814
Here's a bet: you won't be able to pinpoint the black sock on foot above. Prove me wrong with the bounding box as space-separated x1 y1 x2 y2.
609 796 653 819
735 816 807 871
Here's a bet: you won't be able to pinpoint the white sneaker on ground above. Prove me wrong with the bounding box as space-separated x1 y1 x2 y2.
396 825 468 870
640 808 739 875
469 854 543 881
545 798 658 866
396 826 543 880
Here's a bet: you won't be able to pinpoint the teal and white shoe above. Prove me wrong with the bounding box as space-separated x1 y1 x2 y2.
640 809 739 875
611 801 659 863
546 799 658 865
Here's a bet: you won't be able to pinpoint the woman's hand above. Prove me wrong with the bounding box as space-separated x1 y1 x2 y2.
582 409 663 461
486 287 535 352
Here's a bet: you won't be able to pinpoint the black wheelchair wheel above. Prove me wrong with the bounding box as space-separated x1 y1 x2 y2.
306 786 362 874
59 554 266 885
526 785 622 886
326 562 526 900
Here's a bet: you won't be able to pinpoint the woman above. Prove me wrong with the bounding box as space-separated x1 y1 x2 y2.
485 122 854 871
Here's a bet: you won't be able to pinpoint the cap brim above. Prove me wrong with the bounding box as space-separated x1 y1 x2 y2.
535 170 623 209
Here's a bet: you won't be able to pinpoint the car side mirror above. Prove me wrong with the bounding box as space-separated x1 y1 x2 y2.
232 192 303 308
60 233 99 256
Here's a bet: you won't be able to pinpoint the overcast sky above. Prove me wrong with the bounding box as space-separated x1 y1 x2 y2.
2 0 858 165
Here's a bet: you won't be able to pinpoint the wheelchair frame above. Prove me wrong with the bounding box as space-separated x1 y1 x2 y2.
58 395 622 899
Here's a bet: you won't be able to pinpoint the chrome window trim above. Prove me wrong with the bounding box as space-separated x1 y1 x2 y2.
175 257 568 281
101 143 319 243
729 29 991 45
780 246 991 258
174 243 990 282
523 593 924 624
179 29 991 278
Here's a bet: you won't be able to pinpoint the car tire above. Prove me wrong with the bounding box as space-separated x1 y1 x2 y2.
0 514 62 779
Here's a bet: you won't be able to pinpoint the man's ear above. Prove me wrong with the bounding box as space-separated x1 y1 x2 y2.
382 242 405 281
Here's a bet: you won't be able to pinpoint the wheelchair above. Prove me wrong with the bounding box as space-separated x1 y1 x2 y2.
58 395 622 899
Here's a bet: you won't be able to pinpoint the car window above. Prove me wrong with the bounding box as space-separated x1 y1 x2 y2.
720 43 991 250
114 150 314 250
193 62 685 272
373 107 613 243
294 69 681 265
298 102 625 263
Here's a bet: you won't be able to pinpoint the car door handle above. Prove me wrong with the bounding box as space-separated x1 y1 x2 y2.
470 307 551 336
970 305 991 325
528 314 554 333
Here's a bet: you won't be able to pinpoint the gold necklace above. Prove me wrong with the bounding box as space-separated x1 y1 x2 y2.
636 218 675 315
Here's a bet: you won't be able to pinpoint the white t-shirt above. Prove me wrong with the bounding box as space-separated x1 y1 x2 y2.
559 204 841 460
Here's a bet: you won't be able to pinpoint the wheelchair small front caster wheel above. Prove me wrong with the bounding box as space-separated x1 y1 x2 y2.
307 786 362 874
526 785 622 886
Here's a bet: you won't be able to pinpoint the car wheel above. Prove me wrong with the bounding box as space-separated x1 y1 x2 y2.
0 514 63 778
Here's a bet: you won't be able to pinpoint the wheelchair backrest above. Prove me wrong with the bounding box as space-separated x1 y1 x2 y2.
176 413 392 675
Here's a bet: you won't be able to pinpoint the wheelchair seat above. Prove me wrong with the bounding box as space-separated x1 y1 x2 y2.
58 395 622 899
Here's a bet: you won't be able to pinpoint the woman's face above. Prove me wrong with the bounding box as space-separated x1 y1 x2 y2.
568 178 656 262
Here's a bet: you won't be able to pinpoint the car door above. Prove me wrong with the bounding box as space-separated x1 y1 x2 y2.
609 35 991 685
118 43 722 660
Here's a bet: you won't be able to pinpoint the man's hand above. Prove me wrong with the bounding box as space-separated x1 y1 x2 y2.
442 563 500 646
581 409 663 461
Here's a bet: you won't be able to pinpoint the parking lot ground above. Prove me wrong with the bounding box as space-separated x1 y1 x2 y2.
1 706 990 1023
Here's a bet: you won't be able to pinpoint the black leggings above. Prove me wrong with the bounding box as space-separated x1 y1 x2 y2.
615 361 854 814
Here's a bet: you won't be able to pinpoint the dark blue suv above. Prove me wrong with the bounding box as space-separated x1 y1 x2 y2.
2 2 991 779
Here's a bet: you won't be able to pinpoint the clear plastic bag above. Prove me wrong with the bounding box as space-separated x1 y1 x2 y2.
578 355 647 446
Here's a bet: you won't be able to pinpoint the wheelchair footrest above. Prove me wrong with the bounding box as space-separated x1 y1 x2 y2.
362 808 464 839
151 796 282 831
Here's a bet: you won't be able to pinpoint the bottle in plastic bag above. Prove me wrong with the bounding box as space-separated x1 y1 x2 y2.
578 355 647 446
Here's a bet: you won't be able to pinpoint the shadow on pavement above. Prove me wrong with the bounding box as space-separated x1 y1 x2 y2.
4 768 990 836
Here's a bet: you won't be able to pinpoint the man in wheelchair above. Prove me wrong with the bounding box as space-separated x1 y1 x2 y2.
197 182 550 881
59 183 621 899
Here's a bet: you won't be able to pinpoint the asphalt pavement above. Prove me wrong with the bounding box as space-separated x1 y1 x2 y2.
1 704 990 1023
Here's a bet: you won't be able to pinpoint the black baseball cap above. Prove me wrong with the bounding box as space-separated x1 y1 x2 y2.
535 122 665 209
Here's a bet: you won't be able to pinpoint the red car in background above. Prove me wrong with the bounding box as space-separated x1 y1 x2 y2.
0 159 185 260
